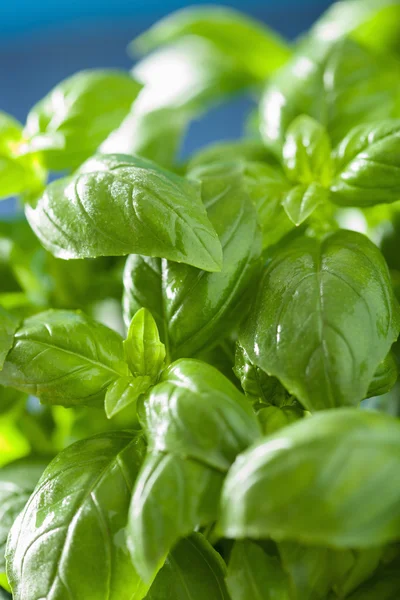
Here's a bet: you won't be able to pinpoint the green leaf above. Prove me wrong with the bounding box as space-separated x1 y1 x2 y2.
128 359 261 580
220 409 400 548
321 38 400 145
331 120 400 207
310 0 400 57
23 69 142 170
101 104 190 170
140 359 261 469
347 561 400 599
128 451 224 583
104 375 152 418
0 112 45 200
240 230 400 411
123 163 262 359
332 548 383 598
258 405 305 435
188 140 277 171
0 309 130 407
282 116 333 186
123 256 164 334
26 154 222 272
124 308 166 379
243 161 294 250
226 540 290 600
0 308 19 370
282 183 327 226
131 6 290 81
279 542 354 600
0 457 48 576
260 37 400 152
145 533 230 600
6 432 149 600
366 351 398 398
234 343 292 407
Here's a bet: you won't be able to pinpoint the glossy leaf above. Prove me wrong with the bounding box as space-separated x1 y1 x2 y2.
0 112 45 200
128 359 261 580
140 359 261 469
220 409 400 548
0 457 47 576
240 230 400 411
0 308 19 370
366 351 398 399
234 343 292 407
146 533 230 600
260 37 400 152
128 451 224 583
123 162 262 358
23 70 142 170
226 540 290 600
243 161 294 249
0 309 130 407
131 6 291 81
331 120 400 207
104 375 152 419
123 255 163 333
282 183 327 226
124 308 166 379
282 116 332 186
7 432 148 600
321 38 400 145
25 154 222 272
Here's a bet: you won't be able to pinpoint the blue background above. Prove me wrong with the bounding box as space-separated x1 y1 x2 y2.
0 0 334 215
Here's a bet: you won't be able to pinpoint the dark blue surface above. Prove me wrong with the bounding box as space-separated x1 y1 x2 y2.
0 1 334 216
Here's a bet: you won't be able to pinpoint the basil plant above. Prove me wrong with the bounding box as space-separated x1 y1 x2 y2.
2 1 400 598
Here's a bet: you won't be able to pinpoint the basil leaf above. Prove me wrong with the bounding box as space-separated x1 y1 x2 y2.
226 540 290 600
124 308 166 379
332 548 383 598
234 343 292 407
347 562 400 599
220 409 400 548
366 351 398 399
7 432 148 600
104 375 152 419
123 255 164 334
240 230 400 411
258 405 304 435
282 183 327 226
26 154 222 272
123 163 262 358
331 120 400 207
0 309 130 407
243 162 294 250
141 359 261 469
131 6 290 82
260 37 400 152
0 112 45 200
310 0 400 57
128 359 261 580
279 542 355 600
0 308 19 370
282 116 333 186
188 140 277 171
145 533 229 600
0 458 47 577
128 451 224 583
101 104 191 170
23 70 142 170
322 38 400 145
